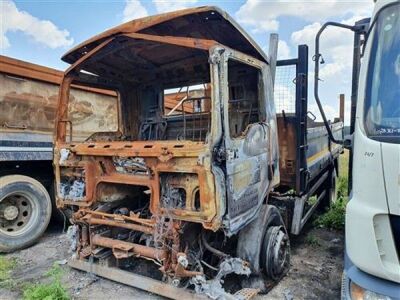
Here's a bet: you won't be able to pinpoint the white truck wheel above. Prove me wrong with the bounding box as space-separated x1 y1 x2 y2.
0 175 52 252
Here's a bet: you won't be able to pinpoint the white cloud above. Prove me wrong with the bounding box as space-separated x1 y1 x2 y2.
152 0 198 14
278 40 291 59
291 16 364 81
236 0 373 32
122 0 148 22
0 0 73 50
290 12 373 125
309 103 339 122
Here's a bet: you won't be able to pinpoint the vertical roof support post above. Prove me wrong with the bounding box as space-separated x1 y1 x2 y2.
268 33 279 86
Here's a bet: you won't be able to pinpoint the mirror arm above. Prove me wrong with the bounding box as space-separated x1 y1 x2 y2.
314 22 356 145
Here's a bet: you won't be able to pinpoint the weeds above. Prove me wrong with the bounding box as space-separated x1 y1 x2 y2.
308 195 318 206
315 197 347 230
315 151 349 230
0 256 17 288
306 234 321 246
23 264 69 300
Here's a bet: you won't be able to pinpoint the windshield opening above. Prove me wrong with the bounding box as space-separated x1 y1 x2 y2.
364 4 400 143
65 81 119 142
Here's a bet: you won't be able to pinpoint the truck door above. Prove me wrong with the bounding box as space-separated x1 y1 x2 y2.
220 50 273 232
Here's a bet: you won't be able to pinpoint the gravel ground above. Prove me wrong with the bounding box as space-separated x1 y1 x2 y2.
0 222 344 300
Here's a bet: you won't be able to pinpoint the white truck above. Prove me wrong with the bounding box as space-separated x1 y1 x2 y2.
314 1 400 299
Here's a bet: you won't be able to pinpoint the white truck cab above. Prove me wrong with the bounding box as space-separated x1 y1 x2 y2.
343 0 400 299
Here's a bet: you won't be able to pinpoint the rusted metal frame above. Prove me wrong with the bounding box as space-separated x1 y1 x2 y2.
68 258 209 300
65 38 115 76
91 234 167 260
123 33 218 51
85 218 154 235
56 37 119 144
62 6 216 60
59 161 96 203
55 76 74 143
66 141 206 157
151 165 217 222
80 209 155 226
63 6 268 64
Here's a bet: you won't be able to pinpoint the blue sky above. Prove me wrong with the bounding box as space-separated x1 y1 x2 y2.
0 0 374 124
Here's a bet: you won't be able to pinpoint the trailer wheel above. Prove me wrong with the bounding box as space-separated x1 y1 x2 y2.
0 175 52 252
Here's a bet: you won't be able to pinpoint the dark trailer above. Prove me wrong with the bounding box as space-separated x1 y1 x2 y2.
272 45 343 235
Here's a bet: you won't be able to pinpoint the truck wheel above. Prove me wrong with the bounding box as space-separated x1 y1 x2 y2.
237 205 290 293
0 175 52 252
261 225 290 281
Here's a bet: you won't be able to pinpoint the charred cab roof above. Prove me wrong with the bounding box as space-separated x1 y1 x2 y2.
62 6 268 65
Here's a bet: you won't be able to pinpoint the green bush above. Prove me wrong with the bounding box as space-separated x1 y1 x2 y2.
337 176 348 199
315 156 349 230
315 196 347 230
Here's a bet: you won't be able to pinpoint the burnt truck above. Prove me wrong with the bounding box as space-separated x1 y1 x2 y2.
53 7 343 299
0 55 118 252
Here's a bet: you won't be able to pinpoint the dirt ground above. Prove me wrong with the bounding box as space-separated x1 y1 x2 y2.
0 222 344 300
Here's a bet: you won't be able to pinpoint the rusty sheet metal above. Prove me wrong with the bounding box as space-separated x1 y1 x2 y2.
64 141 206 157
276 115 297 188
0 68 118 141
123 33 218 51
55 143 219 229
62 7 268 65
0 55 116 96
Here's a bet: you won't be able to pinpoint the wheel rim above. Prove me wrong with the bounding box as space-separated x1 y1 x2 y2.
263 226 290 280
0 192 38 236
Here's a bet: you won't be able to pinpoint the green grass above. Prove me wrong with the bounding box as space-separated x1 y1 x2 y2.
315 197 347 230
0 256 17 284
306 234 321 247
23 281 69 300
23 264 70 300
315 150 349 230
338 149 349 180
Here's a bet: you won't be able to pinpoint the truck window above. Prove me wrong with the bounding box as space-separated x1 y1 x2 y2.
159 84 211 141
164 84 211 116
364 3 400 143
67 85 118 142
227 60 261 138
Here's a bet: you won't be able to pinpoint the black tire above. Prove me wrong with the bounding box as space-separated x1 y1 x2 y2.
0 175 52 252
261 225 290 281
